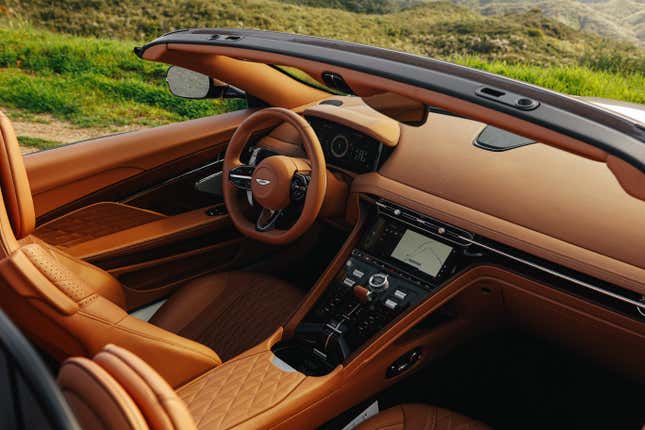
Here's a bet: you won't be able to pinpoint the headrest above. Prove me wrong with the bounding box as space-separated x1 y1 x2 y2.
0 112 35 239
58 344 197 430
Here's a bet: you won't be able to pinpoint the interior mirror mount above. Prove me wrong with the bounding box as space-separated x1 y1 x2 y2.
166 66 245 99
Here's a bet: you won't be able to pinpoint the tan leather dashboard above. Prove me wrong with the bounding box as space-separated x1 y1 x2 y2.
350 112 645 295
304 98 400 147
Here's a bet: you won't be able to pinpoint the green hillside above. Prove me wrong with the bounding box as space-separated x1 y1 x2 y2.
0 0 643 143
462 0 645 47
3 0 643 68
276 0 645 47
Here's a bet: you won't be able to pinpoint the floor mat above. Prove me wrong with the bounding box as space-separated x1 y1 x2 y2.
378 330 644 430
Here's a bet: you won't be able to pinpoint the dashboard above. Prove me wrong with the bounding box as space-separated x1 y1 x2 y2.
306 116 385 174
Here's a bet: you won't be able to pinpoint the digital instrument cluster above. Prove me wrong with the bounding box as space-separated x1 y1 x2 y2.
306 116 384 174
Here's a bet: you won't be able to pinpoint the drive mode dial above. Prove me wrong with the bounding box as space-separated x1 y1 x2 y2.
368 273 389 292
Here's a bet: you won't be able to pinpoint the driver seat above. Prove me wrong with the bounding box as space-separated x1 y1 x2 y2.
0 111 304 385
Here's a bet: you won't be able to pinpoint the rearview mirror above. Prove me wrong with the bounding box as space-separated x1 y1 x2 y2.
362 92 428 126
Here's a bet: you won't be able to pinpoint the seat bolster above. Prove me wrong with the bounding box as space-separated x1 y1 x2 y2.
70 297 223 387
23 234 126 308
0 241 221 387
57 357 149 430
94 344 197 430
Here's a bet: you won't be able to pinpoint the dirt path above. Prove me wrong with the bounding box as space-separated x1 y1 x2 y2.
3 109 139 154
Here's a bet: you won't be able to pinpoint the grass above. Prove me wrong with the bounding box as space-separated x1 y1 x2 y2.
455 57 645 103
17 136 62 150
0 24 246 129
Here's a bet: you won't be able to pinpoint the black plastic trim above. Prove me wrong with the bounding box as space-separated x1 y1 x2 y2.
474 126 536 152
136 28 645 173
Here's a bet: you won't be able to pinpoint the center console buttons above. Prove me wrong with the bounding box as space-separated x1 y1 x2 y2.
343 277 356 287
394 290 407 300
384 299 398 310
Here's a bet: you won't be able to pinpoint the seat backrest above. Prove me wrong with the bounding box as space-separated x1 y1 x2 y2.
58 344 197 430
0 111 35 241
0 112 221 387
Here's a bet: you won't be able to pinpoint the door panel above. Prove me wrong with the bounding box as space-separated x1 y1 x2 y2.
35 202 245 309
26 109 256 308
24 109 253 221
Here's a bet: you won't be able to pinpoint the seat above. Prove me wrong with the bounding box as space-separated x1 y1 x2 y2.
58 344 197 430
355 404 491 430
150 271 304 361
0 111 303 385
58 345 491 430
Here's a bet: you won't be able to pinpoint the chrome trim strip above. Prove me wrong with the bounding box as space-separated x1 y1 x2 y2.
230 174 252 180
459 235 645 310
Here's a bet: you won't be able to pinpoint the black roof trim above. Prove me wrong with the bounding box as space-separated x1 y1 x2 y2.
137 28 645 172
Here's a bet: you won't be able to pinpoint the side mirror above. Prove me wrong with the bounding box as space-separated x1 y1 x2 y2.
166 66 212 99
166 66 246 100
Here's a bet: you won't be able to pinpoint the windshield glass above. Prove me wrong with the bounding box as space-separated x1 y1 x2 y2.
273 65 346 95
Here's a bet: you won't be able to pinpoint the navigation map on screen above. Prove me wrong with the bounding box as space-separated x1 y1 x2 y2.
390 229 453 277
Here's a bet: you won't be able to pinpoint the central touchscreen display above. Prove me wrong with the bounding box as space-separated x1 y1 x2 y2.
391 229 453 277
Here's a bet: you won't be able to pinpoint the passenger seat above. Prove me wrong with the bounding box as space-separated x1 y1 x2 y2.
355 403 491 430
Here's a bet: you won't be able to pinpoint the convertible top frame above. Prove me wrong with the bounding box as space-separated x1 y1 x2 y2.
136 28 645 173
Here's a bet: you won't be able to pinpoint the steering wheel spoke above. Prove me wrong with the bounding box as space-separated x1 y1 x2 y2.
229 164 255 190
256 208 282 232
290 173 311 202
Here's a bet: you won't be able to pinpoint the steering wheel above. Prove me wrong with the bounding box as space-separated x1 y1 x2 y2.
223 108 327 245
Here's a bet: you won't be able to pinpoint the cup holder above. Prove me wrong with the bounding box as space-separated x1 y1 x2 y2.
272 340 336 376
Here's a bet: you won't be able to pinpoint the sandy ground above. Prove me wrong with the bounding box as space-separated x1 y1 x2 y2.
5 110 139 154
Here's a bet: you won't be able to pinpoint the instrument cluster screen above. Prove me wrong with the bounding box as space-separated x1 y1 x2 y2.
306 116 383 173
391 229 453 277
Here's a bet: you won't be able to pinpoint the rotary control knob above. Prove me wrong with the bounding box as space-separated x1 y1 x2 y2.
368 273 389 292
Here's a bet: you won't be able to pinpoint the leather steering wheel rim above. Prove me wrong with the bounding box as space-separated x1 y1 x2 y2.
223 107 326 245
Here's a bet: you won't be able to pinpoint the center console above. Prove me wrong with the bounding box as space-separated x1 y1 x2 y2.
273 199 474 374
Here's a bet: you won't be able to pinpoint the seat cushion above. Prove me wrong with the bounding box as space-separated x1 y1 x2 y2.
356 404 491 430
150 272 304 361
